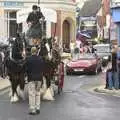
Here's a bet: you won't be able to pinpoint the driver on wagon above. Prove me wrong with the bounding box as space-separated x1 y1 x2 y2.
26 5 45 41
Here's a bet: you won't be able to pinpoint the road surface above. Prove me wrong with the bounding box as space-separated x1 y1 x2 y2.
0 73 120 120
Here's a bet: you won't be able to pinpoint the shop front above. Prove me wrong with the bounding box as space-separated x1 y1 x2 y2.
0 1 24 38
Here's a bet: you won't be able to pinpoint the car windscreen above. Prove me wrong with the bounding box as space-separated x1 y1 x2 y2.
73 54 95 60
94 45 110 53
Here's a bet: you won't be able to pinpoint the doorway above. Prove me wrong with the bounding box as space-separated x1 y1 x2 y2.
62 20 70 51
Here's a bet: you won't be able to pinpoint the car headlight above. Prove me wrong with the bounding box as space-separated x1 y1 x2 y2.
87 62 93 66
66 63 71 67
103 56 109 60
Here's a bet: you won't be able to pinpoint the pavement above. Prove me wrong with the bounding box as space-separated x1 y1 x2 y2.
0 77 10 91
93 85 120 97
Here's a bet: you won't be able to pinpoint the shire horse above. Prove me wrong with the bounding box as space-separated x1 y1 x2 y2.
25 37 60 95
38 37 61 88
6 35 60 102
5 33 26 103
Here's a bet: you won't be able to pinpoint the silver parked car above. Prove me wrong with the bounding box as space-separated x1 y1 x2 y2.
93 44 111 66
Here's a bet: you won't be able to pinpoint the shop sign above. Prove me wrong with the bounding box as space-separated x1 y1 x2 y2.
4 1 24 7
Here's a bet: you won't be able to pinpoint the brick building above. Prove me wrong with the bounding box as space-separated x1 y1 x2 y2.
97 0 110 42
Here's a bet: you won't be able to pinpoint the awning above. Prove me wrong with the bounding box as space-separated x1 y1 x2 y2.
17 6 57 23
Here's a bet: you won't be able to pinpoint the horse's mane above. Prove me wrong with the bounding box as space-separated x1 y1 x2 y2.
11 35 24 60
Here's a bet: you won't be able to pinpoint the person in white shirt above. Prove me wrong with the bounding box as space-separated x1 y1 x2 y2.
70 41 75 58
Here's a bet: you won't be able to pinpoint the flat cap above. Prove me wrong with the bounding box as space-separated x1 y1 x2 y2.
31 47 37 54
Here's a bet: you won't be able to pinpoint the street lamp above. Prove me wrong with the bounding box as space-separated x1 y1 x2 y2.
38 0 40 5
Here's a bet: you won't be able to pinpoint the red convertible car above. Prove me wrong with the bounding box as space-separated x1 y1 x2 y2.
66 54 102 75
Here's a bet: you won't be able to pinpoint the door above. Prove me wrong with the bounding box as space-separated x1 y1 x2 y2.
62 20 70 50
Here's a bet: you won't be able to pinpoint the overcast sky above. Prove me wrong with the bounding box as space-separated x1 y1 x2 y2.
76 0 89 8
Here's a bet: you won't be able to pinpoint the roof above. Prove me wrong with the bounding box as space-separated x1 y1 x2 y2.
79 0 101 17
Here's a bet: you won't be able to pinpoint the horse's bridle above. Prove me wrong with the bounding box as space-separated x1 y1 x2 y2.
9 38 26 61
37 42 52 60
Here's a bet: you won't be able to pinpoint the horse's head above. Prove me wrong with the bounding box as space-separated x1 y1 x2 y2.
10 33 26 60
39 38 52 60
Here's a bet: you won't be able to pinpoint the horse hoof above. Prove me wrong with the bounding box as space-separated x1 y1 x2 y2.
10 96 14 103
13 94 19 102
17 88 25 100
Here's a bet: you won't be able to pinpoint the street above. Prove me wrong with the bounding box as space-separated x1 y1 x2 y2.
0 73 120 120
0 0 119 119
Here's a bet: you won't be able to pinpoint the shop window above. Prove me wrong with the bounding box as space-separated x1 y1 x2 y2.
18 23 22 33
9 11 18 37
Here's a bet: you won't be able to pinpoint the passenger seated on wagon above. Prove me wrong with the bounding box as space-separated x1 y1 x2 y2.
26 5 45 40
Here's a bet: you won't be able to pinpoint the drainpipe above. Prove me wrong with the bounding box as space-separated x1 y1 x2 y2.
38 0 40 5
117 23 120 46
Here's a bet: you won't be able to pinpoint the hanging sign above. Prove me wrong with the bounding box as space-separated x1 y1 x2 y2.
4 1 24 7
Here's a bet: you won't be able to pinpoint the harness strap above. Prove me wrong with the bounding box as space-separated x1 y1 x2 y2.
37 45 41 56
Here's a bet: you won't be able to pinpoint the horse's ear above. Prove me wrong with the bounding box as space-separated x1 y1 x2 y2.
42 38 47 44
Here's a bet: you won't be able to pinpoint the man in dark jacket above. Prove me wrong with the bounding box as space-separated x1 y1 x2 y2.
26 47 44 115
26 5 44 25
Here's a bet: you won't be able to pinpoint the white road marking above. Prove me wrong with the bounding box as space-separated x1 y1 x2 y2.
78 75 86 79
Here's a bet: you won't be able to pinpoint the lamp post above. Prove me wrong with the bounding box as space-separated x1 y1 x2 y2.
38 0 40 5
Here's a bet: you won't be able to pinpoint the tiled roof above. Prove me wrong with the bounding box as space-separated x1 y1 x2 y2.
79 0 101 17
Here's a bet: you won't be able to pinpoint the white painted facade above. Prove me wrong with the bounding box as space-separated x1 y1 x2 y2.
76 0 88 8
0 0 76 39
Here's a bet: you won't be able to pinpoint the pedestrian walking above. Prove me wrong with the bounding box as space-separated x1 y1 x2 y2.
74 46 80 60
112 46 119 89
70 41 75 58
25 47 44 115
58 60 64 94
90 44 96 53
117 46 120 89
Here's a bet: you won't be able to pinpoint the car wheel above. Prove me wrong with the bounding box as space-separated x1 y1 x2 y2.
66 71 71 75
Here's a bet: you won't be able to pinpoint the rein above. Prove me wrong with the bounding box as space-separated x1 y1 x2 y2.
37 44 41 56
